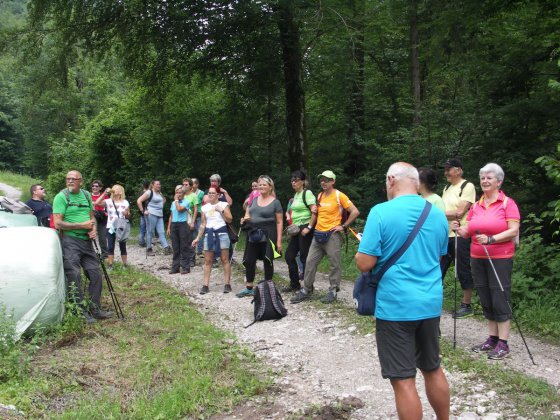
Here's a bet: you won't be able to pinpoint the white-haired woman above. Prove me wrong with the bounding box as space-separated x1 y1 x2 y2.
453 163 520 360
237 175 283 297
95 184 130 269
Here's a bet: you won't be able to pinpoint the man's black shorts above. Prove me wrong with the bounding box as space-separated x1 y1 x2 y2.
376 317 441 380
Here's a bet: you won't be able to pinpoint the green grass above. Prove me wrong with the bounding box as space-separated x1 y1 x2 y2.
0 266 269 418
440 340 560 417
0 170 42 202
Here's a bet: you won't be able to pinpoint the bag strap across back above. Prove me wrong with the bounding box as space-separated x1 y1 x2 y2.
373 201 432 282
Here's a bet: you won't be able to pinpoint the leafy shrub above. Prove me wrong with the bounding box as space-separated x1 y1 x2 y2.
0 305 28 382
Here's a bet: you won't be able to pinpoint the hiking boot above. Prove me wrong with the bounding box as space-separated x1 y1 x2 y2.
281 285 300 293
223 284 232 293
452 303 473 319
471 336 497 353
82 310 97 324
169 269 180 274
146 248 155 256
107 264 113 272
180 268 190 275
290 289 311 304
200 285 209 295
164 246 172 255
488 341 510 360
236 288 255 298
139 242 146 247
91 309 113 320
321 291 337 304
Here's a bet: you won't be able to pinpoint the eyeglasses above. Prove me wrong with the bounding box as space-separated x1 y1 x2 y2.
66 177 82 182
291 178 301 183
319 177 333 183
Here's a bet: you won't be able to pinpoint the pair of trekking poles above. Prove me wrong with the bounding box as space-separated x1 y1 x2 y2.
452 230 535 365
92 239 125 320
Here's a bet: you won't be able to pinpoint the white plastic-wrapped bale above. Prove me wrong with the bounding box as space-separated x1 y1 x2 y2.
0 227 65 339
0 211 38 227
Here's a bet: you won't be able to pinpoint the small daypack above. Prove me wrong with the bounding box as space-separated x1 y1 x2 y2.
245 279 288 327
0 197 33 214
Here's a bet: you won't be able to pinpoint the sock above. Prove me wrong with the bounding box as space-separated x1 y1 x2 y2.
246 286 253 290
490 335 499 343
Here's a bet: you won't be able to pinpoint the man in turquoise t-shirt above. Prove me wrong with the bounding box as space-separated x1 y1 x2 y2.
52 170 113 323
355 162 449 420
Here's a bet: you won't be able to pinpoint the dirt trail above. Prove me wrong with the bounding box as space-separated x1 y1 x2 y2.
0 183 22 200
126 243 559 419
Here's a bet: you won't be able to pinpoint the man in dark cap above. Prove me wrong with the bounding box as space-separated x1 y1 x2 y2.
441 158 476 318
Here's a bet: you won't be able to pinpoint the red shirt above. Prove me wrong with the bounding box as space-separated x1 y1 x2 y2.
466 191 520 259
91 193 109 212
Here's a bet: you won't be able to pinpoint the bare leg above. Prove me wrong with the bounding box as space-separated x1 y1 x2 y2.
107 255 114 266
390 378 422 420
220 249 231 285
488 320 498 336
497 320 511 340
203 251 213 286
121 255 127 266
463 288 472 304
421 367 450 420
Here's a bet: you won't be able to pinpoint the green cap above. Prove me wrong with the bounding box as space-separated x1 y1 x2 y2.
318 170 336 180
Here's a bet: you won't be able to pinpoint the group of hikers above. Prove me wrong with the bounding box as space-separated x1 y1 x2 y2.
22 158 520 419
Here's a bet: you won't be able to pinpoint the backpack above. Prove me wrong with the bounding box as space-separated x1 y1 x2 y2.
0 197 33 214
245 279 288 327
443 180 469 197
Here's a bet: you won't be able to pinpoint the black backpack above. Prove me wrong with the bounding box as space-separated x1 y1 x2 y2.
245 280 288 327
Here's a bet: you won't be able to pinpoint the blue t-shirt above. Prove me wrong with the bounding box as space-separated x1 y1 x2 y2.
170 199 190 223
358 194 448 321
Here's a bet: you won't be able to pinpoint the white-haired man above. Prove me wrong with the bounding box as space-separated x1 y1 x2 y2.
355 162 450 419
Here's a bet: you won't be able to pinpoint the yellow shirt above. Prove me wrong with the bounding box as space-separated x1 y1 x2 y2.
442 180 476 236
315 190 353 232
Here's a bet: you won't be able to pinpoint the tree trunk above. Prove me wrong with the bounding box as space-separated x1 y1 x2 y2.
409 0 421 126
345 0 366 177
277 0 307 172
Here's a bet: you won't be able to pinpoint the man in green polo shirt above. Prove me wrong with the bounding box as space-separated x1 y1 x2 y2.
52 170 113 323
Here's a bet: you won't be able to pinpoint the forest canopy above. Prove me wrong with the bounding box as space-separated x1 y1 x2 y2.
0 0 558 233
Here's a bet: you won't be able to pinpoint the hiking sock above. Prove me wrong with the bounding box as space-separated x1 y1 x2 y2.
490 335 499 343
246 286 253 290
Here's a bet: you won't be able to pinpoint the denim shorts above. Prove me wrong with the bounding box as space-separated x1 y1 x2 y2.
203 232 230 252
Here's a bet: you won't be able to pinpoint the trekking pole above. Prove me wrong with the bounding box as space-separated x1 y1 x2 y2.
92 239 125 319
476 230 535 365
144 213 149 260
453 230 458 349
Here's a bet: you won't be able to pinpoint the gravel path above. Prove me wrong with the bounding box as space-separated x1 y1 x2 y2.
0 183 22 200
126 243 560 419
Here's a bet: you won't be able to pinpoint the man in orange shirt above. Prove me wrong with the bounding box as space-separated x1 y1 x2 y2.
291 170 360 304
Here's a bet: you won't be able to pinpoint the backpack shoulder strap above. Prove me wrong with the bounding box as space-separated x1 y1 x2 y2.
302 189 308 209
81 189 93 208
459 180 468 197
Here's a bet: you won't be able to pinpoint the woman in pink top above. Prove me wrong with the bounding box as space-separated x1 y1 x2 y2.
453 163 520 360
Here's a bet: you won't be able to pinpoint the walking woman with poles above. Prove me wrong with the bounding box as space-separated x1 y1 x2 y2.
452 163 522 360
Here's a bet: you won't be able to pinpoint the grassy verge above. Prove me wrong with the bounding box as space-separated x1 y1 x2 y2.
0 171 42 202
0 266 268 418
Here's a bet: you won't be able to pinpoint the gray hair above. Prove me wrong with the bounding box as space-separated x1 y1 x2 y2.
479 163 504 182
209 174 221 184
387 162 419 187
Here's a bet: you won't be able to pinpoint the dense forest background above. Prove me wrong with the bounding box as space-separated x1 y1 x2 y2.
0 0 559 234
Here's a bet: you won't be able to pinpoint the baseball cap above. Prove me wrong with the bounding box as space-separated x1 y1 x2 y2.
442 158 463 169
318 170 336 180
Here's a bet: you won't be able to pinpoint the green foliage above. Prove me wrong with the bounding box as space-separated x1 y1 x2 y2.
0 305 28 382
0 170 42 201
